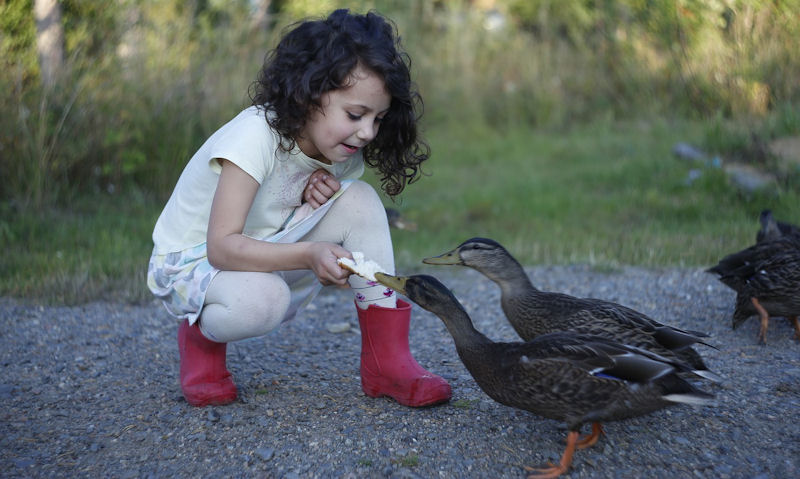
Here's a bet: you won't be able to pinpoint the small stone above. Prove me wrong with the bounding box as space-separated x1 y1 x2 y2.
325 322 351 334
207 409 220 423
0 384 14 398
674 436 691 446
13 459 35 468
255 447 275 461
161 449 177 459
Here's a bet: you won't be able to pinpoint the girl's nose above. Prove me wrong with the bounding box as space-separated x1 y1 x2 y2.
357 120 378 142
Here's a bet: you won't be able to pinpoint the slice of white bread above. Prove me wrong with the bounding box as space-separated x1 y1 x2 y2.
337 252 386 282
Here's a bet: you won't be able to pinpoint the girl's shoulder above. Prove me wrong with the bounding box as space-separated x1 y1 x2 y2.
213 106 279 146
227 106 271 132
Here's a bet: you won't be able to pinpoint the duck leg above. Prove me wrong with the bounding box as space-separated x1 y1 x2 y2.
790 316 800 341
576 423 604 449
750 297 770 345
524 430 579 479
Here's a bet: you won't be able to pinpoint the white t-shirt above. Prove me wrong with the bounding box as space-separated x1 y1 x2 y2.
152 106 364 254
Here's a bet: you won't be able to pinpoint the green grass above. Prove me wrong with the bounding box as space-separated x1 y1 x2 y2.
2 118 798 304
1 188 159 304
451 398 479 409
392 454 420 467
383 119 800 269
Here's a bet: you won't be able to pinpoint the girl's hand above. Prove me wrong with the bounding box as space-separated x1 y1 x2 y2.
303 169 341 208
308 242 352 287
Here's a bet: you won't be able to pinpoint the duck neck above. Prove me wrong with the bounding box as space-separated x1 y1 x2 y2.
437 306 493 349
478 259 537 294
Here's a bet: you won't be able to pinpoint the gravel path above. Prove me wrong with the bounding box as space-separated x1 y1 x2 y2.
2 265 799 479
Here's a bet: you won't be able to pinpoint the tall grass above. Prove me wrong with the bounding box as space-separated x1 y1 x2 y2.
2 1 799 207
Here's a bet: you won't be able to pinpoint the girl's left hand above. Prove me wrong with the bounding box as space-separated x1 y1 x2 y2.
304 169 341 208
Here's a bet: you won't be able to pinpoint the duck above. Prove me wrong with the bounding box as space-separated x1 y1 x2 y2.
707 232 800 344
423 237 719 381
374 272 715 479
756 209 799 244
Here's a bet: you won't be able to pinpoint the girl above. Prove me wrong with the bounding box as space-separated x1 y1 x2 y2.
147 9 451 408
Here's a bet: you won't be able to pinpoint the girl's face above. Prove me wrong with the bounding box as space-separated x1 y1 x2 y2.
297 65 391 165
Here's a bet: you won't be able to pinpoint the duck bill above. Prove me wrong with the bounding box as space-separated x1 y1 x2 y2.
374 272 408 295
422 249 462 265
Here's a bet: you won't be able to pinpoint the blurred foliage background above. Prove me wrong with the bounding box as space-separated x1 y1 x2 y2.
1 0 799 302
3 0 799 207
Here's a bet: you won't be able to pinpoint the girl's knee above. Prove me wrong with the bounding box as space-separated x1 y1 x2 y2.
335 180 385 221
202 273 292 341
239 279 291 333
340 180 380 206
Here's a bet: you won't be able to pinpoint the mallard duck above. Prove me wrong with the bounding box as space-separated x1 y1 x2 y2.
375 272 714 479
707 233 800 344
756 209 799 243
423 237 719 381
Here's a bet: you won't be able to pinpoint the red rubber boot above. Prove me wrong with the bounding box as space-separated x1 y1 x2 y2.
357 299 451 407
177 319 237 407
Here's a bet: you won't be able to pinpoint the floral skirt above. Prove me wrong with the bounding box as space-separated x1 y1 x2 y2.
147 181 352 324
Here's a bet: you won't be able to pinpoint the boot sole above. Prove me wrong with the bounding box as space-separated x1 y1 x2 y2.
362 380 451 407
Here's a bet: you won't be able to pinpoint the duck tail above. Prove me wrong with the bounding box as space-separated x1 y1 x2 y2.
652 327 712 352
663 392 717 407
691 369 723 383
658 374 716 406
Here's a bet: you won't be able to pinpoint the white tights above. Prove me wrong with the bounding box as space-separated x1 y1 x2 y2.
199 180 396 343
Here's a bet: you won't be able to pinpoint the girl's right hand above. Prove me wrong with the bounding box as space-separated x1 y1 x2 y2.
304 169 341 208
308 242 352 287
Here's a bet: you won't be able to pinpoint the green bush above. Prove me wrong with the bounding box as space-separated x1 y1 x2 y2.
2 0 800 207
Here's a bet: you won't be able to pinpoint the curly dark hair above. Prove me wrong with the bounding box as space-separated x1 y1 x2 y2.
249 9 429 198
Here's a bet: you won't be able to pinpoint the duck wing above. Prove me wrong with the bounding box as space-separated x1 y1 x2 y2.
579 303 712 349
740 249 800 301
507 332 683 383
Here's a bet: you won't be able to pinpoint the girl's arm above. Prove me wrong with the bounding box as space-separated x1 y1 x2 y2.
207 159 352 286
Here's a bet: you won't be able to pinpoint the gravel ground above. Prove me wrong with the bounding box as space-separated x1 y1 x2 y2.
2 265 799 479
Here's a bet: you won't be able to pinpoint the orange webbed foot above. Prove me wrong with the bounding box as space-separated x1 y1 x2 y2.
524 430 579 479
525 462 570 479
576 423 605 449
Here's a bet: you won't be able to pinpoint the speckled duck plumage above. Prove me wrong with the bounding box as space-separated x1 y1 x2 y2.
424 237 719 381
375 272 714 478
708 226 800 344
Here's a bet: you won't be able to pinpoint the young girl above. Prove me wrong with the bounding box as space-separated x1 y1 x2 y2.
147 9 451 408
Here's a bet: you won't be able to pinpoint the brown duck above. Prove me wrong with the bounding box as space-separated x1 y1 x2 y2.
424 237 719 381
375 272 714 479
707 231 800 344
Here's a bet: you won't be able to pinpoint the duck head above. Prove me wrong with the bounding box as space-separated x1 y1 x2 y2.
422 237 515 269
375 272 464 317
757 209 781 243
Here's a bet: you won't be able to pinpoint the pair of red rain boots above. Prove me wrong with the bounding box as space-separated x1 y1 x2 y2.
177 300 451 407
